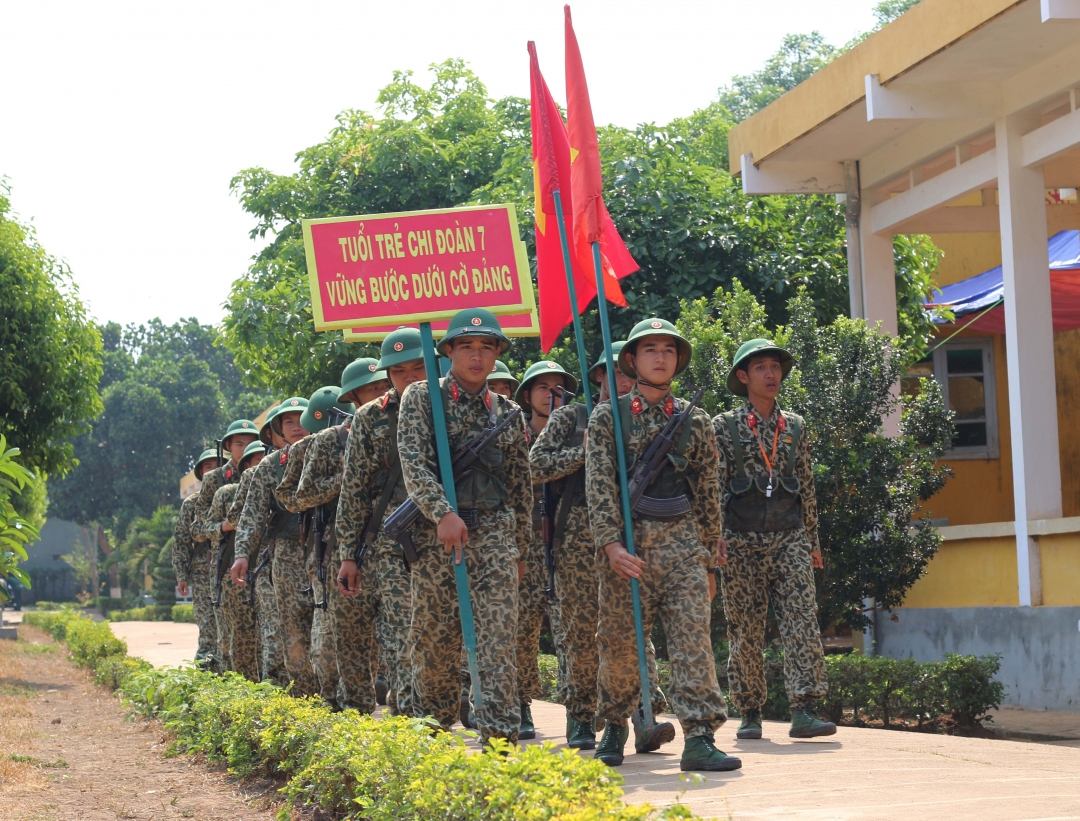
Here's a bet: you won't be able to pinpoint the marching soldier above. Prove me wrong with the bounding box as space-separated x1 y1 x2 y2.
276 387 355 709
714 339 834 740
336 334 429 716
487 360 519 399
205 441 263 680
586 318 739 772
293 358 389 712
514 360 576 741
397 309 532 745
231 398 316 696
191 419 259 545
173 449 219 669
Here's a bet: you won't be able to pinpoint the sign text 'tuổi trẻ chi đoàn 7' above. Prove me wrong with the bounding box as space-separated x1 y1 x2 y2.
303 204 534 331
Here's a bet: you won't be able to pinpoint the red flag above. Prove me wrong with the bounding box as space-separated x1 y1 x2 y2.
529 41 595 352
564 5 637 306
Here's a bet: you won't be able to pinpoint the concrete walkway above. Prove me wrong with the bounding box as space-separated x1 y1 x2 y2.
59 619 1080 820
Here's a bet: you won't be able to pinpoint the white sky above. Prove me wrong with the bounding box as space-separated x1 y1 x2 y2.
0 0 878 328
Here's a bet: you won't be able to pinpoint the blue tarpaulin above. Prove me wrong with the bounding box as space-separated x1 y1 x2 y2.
925 230 1080 333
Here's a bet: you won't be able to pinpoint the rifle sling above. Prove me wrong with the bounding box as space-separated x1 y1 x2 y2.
364 459 402 545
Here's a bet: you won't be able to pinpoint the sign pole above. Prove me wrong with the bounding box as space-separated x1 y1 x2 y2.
590 241 654 730
419 321 484 709
552 190 593 407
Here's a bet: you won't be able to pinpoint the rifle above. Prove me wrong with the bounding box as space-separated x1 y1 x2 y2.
383 407 524 563
211 538 233 608
541 388 575 599
312 505 329 610
625 388 705 518
245 547 271 607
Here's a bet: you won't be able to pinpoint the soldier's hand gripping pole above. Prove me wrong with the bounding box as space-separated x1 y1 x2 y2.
591 241 656 730
419 321 484 710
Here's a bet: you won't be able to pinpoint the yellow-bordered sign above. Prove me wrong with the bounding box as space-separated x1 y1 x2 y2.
303 204 533 331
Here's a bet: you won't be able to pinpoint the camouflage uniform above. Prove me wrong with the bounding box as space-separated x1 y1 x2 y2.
587 385 728 740
235 447 317 696
335 390 412 715
172 495 217 666
397 374 532 742
296 422 378 713
713 402 827 711
516 428 549 708
276 434 340 706
206 482 259 680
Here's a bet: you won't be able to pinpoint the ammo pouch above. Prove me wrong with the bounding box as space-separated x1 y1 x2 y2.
268 507 303 541
722 413 803 533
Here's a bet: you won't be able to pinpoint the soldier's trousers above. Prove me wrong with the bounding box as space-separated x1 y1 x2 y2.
216 569 258 681
307 548 340 706
515 550 548 704
406 509 519 743
189 553 217 666
373 537 413 715
254 555 288 687
326 555 377 712
720 529 827 712
596 516 727 740
272 536 317 697
551 507 599 723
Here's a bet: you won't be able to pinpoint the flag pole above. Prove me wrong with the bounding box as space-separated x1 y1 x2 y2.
590 241 654 730
552 190 593 408
419 321 483 709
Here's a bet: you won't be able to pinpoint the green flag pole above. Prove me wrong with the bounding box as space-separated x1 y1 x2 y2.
419 321 483 709
552 190 593 408
590 241 654 730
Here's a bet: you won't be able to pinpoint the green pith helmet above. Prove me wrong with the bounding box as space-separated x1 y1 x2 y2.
376 327 430 371
271 397 309 435
619 318 693 379
436 308 511 356
258 405 280 447
487 360 520 392
339 357 387 400
240 441 266 468
222 418 258 447
193 449 218 481
727 338 794 396
514 361 579 412
300 386 354 433
589 341 627 384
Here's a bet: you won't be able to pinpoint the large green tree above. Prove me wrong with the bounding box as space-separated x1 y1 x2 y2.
0 181 103 484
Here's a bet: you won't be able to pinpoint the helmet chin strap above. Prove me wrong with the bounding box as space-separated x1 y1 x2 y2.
636 376 671 391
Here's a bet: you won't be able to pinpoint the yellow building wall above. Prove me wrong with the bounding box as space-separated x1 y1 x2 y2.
1039 533 1080 606
902 537 1019 608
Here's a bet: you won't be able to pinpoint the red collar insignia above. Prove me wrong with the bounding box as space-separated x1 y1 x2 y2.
381 393 391 409
484 390 492 410
279 449 288 465
778 414 787 431
450 381 459 402
630 397 643 415
747 412 757 430
225 466 233 480
664 396 675 416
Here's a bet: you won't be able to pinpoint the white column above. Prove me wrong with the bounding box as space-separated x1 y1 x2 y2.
996 113 1060 607
861 225 901 436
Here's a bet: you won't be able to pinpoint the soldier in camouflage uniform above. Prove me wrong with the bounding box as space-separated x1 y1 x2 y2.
173 449 219 668
514 360 576 740
293 360 388 712
587 318 739 772
337 337 429 717
232 398 317 696
714 339 834 740
486 360 518 400
191 419 259 545
397 309 532 745
276 387 355 708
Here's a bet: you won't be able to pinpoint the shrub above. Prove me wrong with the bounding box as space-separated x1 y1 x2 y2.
107 605 173 622
938 653 1005 729
32 600 63 611
171 604 195 623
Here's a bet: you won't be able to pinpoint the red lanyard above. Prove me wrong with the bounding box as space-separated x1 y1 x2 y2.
747 411 786 492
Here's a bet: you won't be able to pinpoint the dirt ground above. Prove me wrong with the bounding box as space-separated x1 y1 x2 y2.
0 625 280 821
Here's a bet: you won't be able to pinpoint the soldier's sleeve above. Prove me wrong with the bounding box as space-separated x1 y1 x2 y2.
234 463 271 561
207 486 233 544
296 430 344 511
688 409 723 547
712 414 733 516
335 412 376 562
275 438 310 513
398 383 455 526
226 471 252 528
189 470 221 543
796 419 820 554
530 406 584 484
585 402 623 549
171 499 194 585
504 413 534 559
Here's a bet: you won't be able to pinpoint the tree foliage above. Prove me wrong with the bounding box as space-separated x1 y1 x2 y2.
677 283 953 629
115 506 178 604
0 436 39 600
0 180 103 479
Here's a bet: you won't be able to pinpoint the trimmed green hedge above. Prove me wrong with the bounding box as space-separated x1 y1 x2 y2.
107 605 174 622
21 611 697 821
171 604 195 623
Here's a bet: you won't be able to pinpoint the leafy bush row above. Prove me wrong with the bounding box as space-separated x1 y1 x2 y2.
22 611 697 821
107 605 173 622
171 604 195 623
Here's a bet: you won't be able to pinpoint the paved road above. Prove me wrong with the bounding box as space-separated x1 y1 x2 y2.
62 619 1080 820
